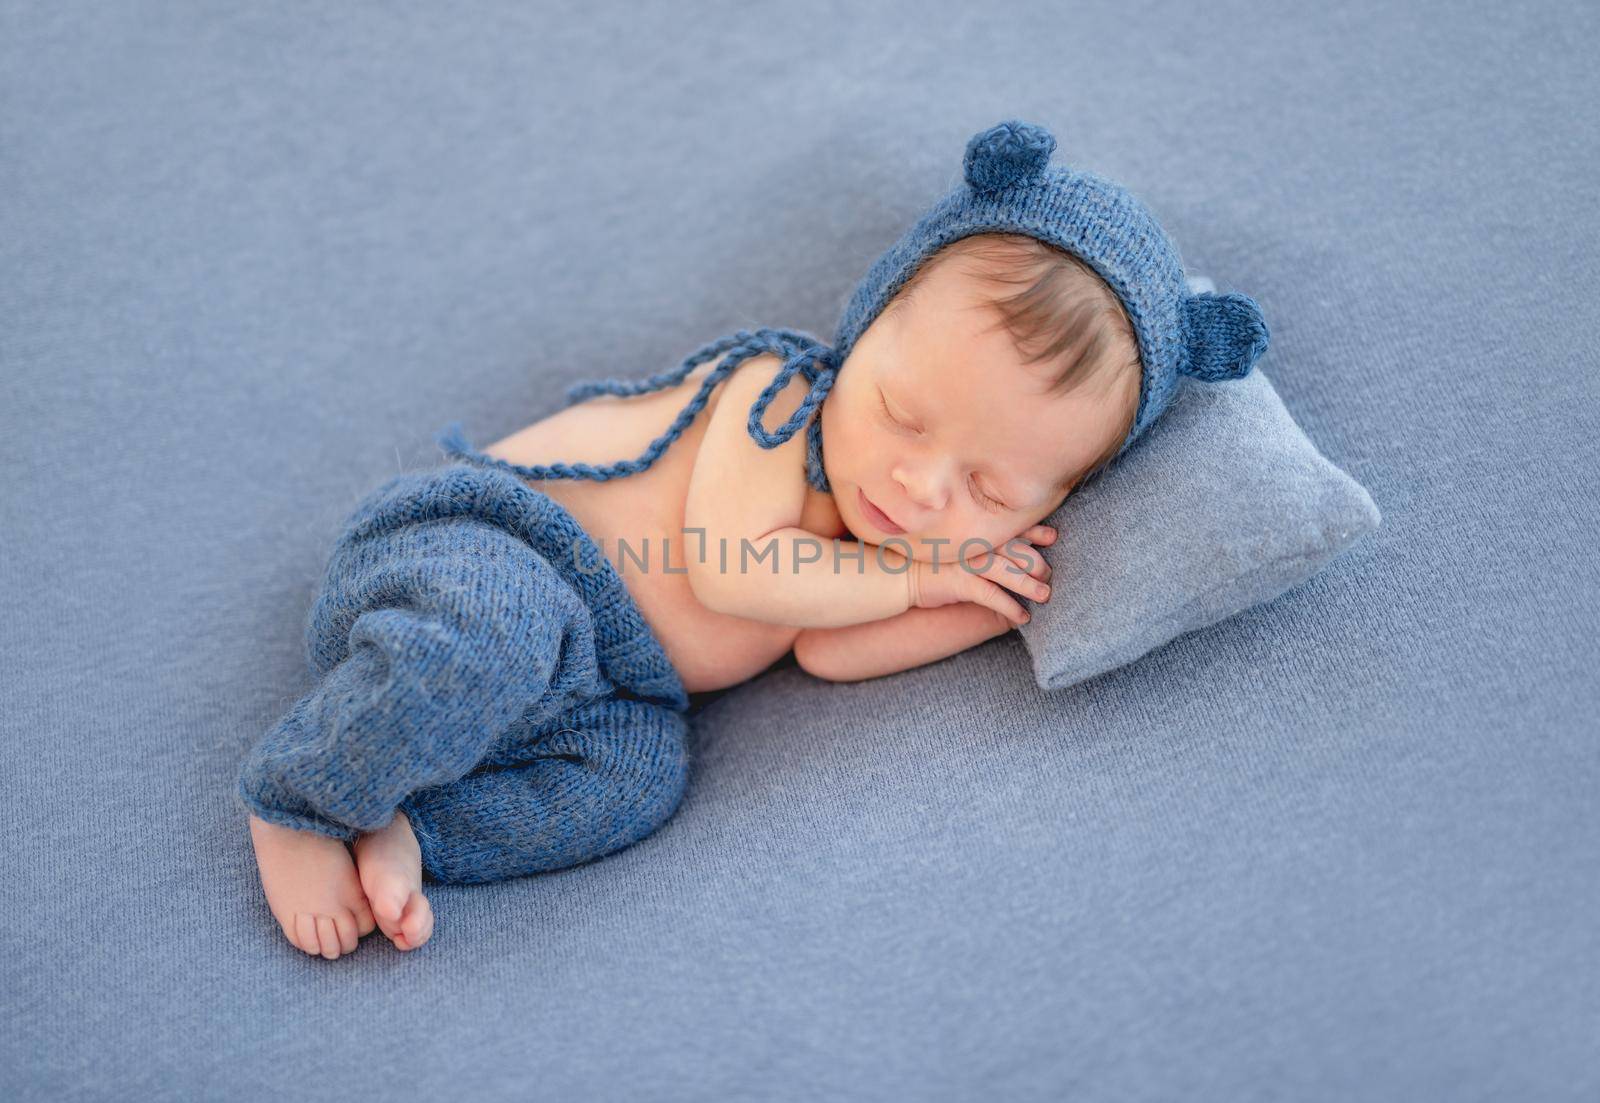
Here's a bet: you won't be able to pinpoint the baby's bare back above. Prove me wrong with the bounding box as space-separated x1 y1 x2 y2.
481 354 845 694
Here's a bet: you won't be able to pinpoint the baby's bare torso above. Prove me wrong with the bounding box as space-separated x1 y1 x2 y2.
481 356 846 695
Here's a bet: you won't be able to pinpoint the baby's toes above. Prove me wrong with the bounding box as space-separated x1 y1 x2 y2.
275 914 307 954
315 915 345 960
367 888 408 935
333 909 360 955
294 913 322 956
398 893 434 951
353 901 377 938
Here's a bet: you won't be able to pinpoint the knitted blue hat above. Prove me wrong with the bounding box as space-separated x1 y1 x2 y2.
438 119 1269 497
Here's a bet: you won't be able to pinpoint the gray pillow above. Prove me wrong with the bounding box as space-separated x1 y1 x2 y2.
1019 364 1381 691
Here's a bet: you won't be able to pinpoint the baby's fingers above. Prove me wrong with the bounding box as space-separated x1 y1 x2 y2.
993 539 1051 580
1014 549 1051 581
949 564 1031 625
981 554 1052 603
1024 524 1058 546
977 581 1031 626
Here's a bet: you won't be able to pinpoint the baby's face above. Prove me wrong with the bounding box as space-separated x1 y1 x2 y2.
821 260 1131 563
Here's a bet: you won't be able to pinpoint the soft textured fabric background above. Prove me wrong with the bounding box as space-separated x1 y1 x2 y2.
3 2 1596 1100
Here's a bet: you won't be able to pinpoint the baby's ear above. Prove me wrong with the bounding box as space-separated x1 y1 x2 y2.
1180 291 1270 381
963 120 1056 193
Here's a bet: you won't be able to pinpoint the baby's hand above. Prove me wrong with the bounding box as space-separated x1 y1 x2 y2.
908 524 1056 626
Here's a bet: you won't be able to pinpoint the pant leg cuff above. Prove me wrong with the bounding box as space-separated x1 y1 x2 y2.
236 780 361 843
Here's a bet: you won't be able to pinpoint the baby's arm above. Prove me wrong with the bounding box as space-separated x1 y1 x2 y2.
792 602 1014 682
684 353 912 629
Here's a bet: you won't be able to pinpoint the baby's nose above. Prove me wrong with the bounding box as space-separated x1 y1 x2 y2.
894 461 952 513
904 479 948 511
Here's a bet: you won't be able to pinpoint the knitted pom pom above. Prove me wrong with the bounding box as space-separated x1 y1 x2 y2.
1180 291 1271 381
963 120 1056 193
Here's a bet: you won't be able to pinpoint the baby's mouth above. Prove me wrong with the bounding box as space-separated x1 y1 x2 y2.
859 488 907 535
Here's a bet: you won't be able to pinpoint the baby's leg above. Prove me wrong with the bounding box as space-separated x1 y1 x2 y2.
237 537 591 842
387 695 692 886
237 469 607 954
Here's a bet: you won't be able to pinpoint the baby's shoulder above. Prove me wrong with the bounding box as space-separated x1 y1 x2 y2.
699 351 815 470
705 350 794 414
711 352 845 537
684 349 827 540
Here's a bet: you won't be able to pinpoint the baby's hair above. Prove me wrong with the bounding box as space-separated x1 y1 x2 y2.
883 232 1142 502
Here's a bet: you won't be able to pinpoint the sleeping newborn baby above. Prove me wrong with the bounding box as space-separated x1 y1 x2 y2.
489 233 1143 687
238 120 1268 960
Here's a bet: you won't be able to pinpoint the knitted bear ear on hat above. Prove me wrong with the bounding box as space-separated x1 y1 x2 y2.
963 119 1056 193
1181 291 1271 381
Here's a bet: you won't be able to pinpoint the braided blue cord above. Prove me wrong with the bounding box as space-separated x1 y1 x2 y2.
438 327 839 493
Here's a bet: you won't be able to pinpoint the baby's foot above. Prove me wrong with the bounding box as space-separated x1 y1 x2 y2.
247 814 377 960
352 810 434 952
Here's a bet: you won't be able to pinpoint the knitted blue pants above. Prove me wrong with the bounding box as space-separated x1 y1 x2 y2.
236 460 693 885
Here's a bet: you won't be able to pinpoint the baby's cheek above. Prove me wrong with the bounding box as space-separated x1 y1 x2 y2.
976 522 1027 561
